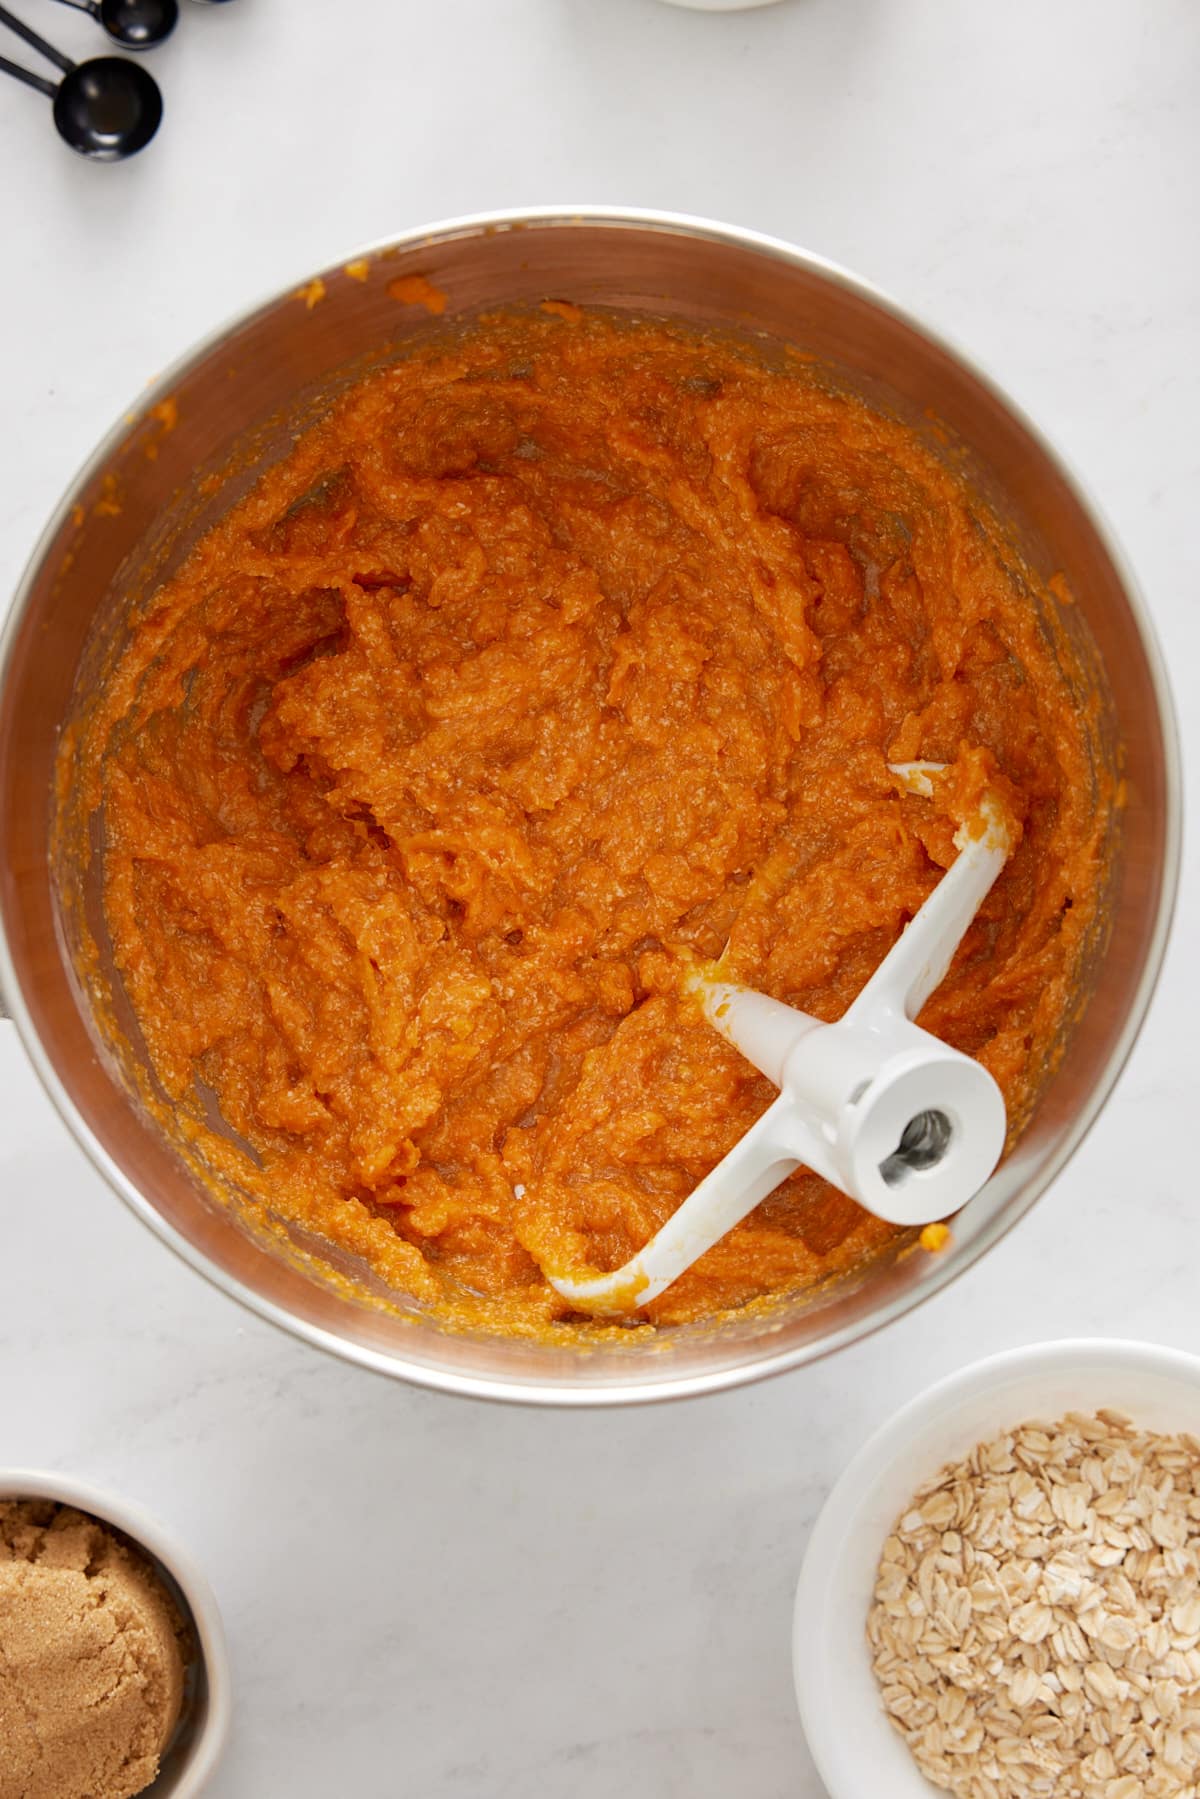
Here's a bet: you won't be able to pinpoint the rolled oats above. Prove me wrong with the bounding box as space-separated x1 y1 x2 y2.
868 1412 1200 1798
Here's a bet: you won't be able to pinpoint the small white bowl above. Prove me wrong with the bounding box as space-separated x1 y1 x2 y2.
792 1339 1200 1799
0 1470 231 1796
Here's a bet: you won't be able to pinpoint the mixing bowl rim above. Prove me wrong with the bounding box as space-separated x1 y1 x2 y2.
0 206 1182 1406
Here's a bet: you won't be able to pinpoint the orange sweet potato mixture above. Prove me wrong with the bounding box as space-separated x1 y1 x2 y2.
66 310 1105 1334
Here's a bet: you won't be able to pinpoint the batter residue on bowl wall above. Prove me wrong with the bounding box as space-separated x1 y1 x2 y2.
63 308 1106 1336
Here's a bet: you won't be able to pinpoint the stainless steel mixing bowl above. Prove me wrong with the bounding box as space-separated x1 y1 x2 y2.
0 210 1179 1404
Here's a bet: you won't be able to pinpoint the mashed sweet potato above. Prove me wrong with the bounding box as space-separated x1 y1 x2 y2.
67 309 1105 1333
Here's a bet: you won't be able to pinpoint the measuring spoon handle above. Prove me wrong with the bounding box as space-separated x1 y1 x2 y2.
0 51 57 96
0 3 74 73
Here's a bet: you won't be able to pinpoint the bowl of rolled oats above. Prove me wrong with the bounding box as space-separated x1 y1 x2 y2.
793 1340 1200 1799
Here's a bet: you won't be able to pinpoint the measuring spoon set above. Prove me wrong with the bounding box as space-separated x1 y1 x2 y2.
0 0 232 157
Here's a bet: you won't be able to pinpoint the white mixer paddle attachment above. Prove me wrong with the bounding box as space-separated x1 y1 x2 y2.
546 762 1015 1316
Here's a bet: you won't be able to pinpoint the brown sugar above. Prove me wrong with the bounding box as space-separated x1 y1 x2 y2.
0 1501 188 1799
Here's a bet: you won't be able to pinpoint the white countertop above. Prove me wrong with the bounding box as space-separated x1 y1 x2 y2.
0 2 1197 1793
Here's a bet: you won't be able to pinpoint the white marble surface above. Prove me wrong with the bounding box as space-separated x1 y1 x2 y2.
0 2 1197 1793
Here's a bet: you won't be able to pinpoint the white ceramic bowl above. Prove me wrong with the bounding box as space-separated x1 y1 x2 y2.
792 1339 1200 1799
0 1470 231 1796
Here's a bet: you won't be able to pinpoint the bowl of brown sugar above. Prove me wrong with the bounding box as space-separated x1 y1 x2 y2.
0 1471 230 1799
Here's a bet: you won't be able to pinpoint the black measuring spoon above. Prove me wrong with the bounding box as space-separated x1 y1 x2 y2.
0 1 161 157
47 0 178 51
